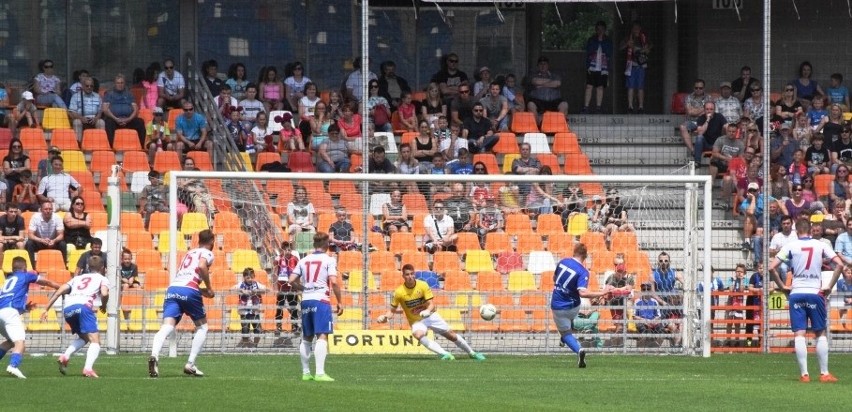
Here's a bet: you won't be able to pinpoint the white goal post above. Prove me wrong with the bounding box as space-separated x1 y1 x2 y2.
167 171 714 357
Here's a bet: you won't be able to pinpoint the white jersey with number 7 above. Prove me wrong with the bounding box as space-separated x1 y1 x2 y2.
170 248 215 291
293 251 337 303
776 237 836 294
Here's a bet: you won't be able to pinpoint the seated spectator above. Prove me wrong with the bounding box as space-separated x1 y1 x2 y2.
297 82 321 140
423 200 458 253
75 237 106 276
525 56 569 119
367 146 396 193
250 111 274 155
498 183 523 215
0 205 25 267
234 267 267 348
828 166 850 211
145 107 173 165
36 156 81 212
366 79 393 133
587 195 607 232
394 143 420 194
820 103 845 143
525 166 561 216
831 126 852 173
771 122 799 169
837 266 852 329
681 100 727 165
33 59 67 108
512 142 542 197
259 66 288 112
501 73 524 113
276 112 305 152
225 106 248 151
472 66 493 100
328 208 360 252
432 53 468 106
633 282 665 347
603 190 635 240
448 148 473 174
475 194 504 248
214 84 238 118
382 190 409 234
284 61 311 111
826 73 850 110
174 100 212 161
337 102 362 141
239 83 265 128
64 195 93 250
714 82 742 124
438 117 467 162
573 297 604 349
317 125 351 173
68 77 105 142
12 170 38 212
103 73 146 147
157 58 186 109
377 60 410 110
286 185 316 239
413 120 439 166
397 91 417 132
469 163 491 208
202 59 223 98
462 102 499 154
450 83 475 127
421 83 446 128
3 138 30 204
801 175 817 203
807 96 829 129
785 183 811 220
445 183 476 233
25 201 67 265
423 153 450 196
480 81 509 132
709 123 745 180
11 91 39 133
793 112 813 143
805 134 831 176
344 56 377 104
560 184 586 228
138 170 169 229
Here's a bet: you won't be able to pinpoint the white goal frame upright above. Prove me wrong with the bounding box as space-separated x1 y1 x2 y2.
169 171 714 357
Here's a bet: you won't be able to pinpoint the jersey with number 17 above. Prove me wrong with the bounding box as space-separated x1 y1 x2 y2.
550 257 590 310
170 248 215 291
293 251 337 303
777 237 837 294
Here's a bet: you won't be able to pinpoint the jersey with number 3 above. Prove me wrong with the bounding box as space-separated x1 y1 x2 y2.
777 237 836 294
551 257 590 310
170 248 214 290
293 251 337 303
64 272 110 308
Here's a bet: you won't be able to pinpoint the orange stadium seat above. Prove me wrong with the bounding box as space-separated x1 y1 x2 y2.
547 232 575 255
121 151 151 173
505 213 532 233
50 128 79 150
563 153 592 175
492 132 520 154
579 232 607 251
125 231 154 251
472 153 499 175
443 270 472 291
610 231 639 252
167 109 183 130
220 229 251 253
113 129 143 152
484 232 511 253
81 190 105 211
476 271 503 291
511 112 539 133
433 251 461 274
400 251 428 270
515 232 544 254
137 108 154 125
535 213 564 236
90 150 117 177
537 153 561 174
187 151 214 171
20 128 47 151
389 232 417 255
69 170 96 192
153 150 181 173
402 193 428 215
82 129 111 152
369 251 397 274
455 232 482 255
540 271 555 291
540 111 569 134
552 132 581 155
288 151 315 172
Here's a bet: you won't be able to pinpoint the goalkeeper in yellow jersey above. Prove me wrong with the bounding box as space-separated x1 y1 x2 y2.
377 264 486 361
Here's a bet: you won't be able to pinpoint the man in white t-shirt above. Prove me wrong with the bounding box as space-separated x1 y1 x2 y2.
157 58 186 109
769 215 797 283
424 201 458 253
25 201 66 265
36 156 81 212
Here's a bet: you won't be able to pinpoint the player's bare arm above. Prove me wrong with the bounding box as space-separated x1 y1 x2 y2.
41 283 72 321
100 284 110 313
330 275 343 316
198 257 215 298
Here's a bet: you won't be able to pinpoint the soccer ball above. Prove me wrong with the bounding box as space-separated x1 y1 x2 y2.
479 304 498 321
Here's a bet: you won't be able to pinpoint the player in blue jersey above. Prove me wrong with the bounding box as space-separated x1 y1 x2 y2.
289 232 343 382
769 218 846 383
0 256 60 378
551 243 611 368
148 229 216 378
42 255 110 378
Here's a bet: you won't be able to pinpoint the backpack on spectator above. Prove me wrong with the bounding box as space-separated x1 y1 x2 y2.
373 104 390 128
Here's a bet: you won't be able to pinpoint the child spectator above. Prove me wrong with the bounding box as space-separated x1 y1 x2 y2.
328 208 360 252
250 111 274 155
12 91 39 131
806 96 829 129
238 83 265 128
788 149 808 186
225 106 248 151
502 73 524 113
448 148 473 174
234 268 267 348
397 91 417 132
826 73 850 110
475 194 504 248
805 134 830 175
145 107 172 165
119 248 141 320
725 263 748 347
273 241 300 336
276 112 305 152
12 170 37 212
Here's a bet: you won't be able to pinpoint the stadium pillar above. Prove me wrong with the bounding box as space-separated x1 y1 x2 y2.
105 166 122 354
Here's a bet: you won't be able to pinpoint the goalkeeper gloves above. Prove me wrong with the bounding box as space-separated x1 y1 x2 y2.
377 314 388 323
419 310 432 318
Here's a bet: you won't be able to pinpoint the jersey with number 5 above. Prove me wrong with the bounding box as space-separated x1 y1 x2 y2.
171 248 214 290
293 252 337 303
551 257 589 310
64 272 110 308
777 237 836 294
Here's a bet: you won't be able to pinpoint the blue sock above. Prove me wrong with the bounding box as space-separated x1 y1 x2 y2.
0 349 6 361
561 334 581 354
10 353 22 368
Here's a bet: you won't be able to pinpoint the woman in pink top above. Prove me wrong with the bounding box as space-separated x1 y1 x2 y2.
140 65 160 109
259 66 286 112
337 102 362 141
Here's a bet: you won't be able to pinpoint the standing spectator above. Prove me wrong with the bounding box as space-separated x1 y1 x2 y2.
621 21 650 113
138 170 169 230
345 56 378 104
36 156 81 212
382 190 409 235
604 263 634 346
201 60 223 98
273 241 300 336
288 233 343 382
423 201 458 253
259 66 287 112
234 268 267 348
286 186 316 239
144 107 173 165
119 248 141 321
226 63 250 101
284 61 311 112
715 82 742 125
174 100 211 161
582 21 613 114
475 194 503 248
731 66 759 102
462 102 499 154
725 264 748 347
0 204 25 269
769 215 797 283
64 195 92 250
157 58 186 109
139 65 160 110
480 82 510 132
25 201 66 265
826 73 850 110
432 53 468 104
744 262 763 347
3 139 29 204
449 83 475 127
377 60 410 110
68 77 105 142
836 266 852 329
75 237 106 276
526 56 569 120
102 74 147 147
791 61 824 110
33 59 66 108
317 125 351 173
445 183 475 233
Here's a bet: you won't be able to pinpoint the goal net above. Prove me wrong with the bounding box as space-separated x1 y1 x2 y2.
148 171 714 356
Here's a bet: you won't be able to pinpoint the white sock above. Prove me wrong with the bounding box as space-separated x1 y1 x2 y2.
187 324 208 365
299 340 312 374
816 336 829 375
794 336 809 376
64 338 86 358
453 336 475 355
150 324 175 359
84 343 100 370
419 336 448 355
314 339 328 376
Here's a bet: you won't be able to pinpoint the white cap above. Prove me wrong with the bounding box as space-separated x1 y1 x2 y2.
21 91 34 100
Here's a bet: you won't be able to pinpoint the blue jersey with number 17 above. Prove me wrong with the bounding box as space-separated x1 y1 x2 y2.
551 257 590 310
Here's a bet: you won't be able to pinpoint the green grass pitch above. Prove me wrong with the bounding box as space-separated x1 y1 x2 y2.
3 354 849 411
